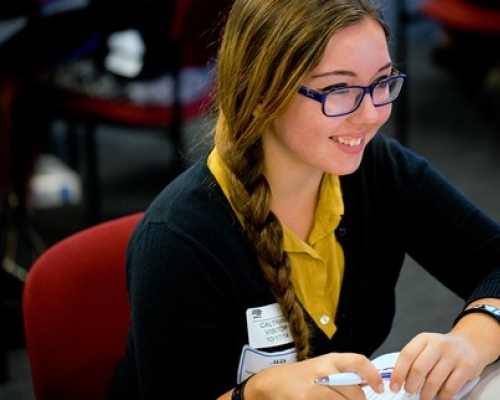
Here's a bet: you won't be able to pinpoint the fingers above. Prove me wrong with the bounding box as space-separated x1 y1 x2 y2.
329 353 385 394
390 332 481 400
390 333 430 392
419 359 478 400
312 353 385 396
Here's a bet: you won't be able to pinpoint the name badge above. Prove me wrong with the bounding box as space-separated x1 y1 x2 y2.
246 303 294 349
237 345 297 383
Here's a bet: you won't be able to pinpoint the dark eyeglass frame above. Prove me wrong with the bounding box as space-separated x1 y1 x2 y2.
298 72 406 117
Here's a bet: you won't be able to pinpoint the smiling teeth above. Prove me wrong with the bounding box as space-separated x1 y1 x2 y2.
337 137 361 146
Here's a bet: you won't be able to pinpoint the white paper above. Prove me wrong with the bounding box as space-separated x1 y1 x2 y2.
362 352 479 400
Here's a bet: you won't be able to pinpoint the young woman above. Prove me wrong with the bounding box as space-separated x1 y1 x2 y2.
106 0 500 399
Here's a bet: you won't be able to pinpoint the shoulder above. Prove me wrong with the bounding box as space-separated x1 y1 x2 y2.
130 160 245 249
146 161 228 222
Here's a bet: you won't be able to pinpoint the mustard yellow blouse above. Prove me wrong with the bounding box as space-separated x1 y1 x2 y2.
207 148 344 338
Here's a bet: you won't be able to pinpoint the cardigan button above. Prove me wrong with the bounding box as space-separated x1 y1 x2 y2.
320 315 330 325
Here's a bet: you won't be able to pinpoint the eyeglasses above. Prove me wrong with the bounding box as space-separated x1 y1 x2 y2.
298 73 406 117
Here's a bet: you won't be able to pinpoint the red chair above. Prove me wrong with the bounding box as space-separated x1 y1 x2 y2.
22 212 143 400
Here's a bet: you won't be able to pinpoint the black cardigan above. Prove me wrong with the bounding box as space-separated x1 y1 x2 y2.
107 133 500 400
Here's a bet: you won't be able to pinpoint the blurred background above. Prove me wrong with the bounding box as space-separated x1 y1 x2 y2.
1 0 500 398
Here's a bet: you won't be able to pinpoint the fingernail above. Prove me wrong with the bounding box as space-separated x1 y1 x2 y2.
390 383 400 392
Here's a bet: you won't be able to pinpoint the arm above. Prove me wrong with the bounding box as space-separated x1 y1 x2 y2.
127 217 243 399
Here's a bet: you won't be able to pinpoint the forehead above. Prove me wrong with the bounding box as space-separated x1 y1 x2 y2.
311 17 390 78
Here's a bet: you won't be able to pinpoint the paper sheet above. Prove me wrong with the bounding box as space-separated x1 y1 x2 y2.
362 352 479 400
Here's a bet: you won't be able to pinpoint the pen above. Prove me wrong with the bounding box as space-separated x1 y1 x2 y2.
314 370 392 386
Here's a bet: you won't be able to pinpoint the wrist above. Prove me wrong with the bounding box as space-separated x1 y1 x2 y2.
232 375 255 400
453 304 500 362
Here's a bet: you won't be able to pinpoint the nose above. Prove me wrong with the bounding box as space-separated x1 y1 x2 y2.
351 91 380 121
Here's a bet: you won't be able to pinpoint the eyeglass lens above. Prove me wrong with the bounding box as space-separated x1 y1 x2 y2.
324 76 404 116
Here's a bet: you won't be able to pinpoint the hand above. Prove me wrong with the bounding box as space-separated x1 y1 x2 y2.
390 332 484 400
242 352 385 400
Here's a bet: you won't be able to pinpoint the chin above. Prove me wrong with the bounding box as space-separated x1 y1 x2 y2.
328 156 363 176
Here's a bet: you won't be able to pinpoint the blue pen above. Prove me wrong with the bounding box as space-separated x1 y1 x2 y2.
314 369 393 386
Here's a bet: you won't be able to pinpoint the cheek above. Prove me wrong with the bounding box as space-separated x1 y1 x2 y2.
274 108 326 150
271 104 343 162
276 95 342 138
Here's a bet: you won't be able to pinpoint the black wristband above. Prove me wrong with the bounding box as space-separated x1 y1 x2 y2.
453 304 500 327
231 375 254 400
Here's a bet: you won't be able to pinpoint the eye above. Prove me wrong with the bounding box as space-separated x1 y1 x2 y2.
376 79 391 89
320 82 350 92
374 73 391 84
330 87 352 96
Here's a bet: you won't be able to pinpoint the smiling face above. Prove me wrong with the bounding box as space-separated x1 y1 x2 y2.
262 16 393 178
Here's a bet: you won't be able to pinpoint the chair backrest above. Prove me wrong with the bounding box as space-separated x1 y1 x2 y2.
22 212 144 400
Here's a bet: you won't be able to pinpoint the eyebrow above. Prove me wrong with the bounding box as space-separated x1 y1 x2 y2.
310 61 394 79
